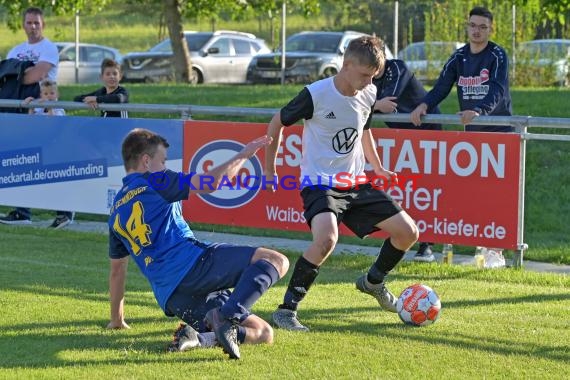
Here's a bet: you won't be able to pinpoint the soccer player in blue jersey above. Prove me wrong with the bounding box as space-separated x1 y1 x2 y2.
410 6 513 132
108 128 289 359
264 36 419 331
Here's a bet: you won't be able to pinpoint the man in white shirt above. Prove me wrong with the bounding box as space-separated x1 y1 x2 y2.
0 7 59 225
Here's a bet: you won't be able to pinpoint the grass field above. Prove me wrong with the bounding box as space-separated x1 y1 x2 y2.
0 226 569 379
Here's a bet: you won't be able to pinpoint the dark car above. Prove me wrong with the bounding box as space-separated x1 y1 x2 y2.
56 42 123 84
246 31 394 84
121 31 270 84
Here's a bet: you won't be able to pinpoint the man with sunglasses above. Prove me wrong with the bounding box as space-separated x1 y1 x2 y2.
410 6 513 132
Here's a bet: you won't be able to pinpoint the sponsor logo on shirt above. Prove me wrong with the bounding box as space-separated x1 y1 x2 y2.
332 128 358 154
458 69 490 98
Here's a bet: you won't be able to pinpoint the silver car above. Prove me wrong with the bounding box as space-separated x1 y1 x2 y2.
517 39 570 86
247 31 394 84
398 41 464 83
121 31 270 84
56 42 123 85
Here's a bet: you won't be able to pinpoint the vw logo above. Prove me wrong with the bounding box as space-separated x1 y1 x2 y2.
332 128 358 154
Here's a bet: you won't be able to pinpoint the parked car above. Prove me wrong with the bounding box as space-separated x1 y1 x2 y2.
397 41 464 83
121 31 270 84
56 42 123 84
516 39 570 86
246 31 394 84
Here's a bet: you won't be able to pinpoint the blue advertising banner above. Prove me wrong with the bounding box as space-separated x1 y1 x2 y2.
0 114 183 214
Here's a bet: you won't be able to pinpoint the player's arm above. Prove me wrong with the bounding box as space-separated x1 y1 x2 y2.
22 61 54 84
108 257 129 329
265 87 313 191
362 115 397 183
189 135 272 194
264 112 285 188
108 231 130 329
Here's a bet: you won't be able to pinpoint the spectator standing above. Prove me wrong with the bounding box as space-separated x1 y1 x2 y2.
0 7 59 225
373 58 443 262
410 6 513 132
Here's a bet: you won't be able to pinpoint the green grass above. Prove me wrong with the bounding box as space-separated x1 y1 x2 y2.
0 226 568 379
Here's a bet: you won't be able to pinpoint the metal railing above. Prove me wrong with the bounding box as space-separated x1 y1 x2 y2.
1 98 569 138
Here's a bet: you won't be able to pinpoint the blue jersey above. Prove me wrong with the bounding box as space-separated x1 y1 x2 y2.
423 42 512 132
108 169 212 311
373 59 441 130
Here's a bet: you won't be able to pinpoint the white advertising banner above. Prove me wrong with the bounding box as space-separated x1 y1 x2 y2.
0 114 183 214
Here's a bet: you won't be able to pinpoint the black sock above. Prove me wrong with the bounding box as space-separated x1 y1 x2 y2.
367 239 405 284
280 256 319 311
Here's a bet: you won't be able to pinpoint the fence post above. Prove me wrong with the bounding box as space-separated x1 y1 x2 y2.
513 117 530 268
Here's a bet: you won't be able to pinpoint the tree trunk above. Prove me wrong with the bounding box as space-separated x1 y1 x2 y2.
163 0 192 83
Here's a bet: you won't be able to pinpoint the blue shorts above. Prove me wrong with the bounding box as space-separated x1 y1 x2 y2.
164 243 256 332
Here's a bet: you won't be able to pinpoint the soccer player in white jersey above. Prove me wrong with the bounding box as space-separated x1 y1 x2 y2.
264 36 419 331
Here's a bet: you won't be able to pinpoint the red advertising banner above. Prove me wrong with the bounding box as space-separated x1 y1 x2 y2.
183 121 521 249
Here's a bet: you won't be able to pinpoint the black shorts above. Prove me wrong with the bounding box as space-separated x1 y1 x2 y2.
301 183 403 238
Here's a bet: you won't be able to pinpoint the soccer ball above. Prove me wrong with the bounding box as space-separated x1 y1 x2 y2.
396 284 441 326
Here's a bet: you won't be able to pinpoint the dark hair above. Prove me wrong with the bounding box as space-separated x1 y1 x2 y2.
122 128 170 170
101 58 121 74
23 7 44 22
344 35 386 71
469 6 493 23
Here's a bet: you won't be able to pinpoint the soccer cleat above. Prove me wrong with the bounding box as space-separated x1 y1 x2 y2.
0 211 31 225
413 243 435 263
355 275 397 313
204 307 240 359
49 215 72 230
167 323 201 352
272 308 309 332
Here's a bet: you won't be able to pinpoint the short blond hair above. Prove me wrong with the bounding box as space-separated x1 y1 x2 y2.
344 36 386 72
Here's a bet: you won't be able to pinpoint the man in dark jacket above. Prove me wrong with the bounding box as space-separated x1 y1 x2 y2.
373 59 443 262
410 6 513 132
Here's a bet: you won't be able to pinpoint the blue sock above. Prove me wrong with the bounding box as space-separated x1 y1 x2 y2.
220 259 280 321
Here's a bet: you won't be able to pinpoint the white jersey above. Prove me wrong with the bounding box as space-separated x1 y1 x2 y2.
7 37 59 81
280 77 376 188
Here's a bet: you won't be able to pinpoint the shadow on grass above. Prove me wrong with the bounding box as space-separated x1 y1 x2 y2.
0 317 229 368
289 304 570 363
